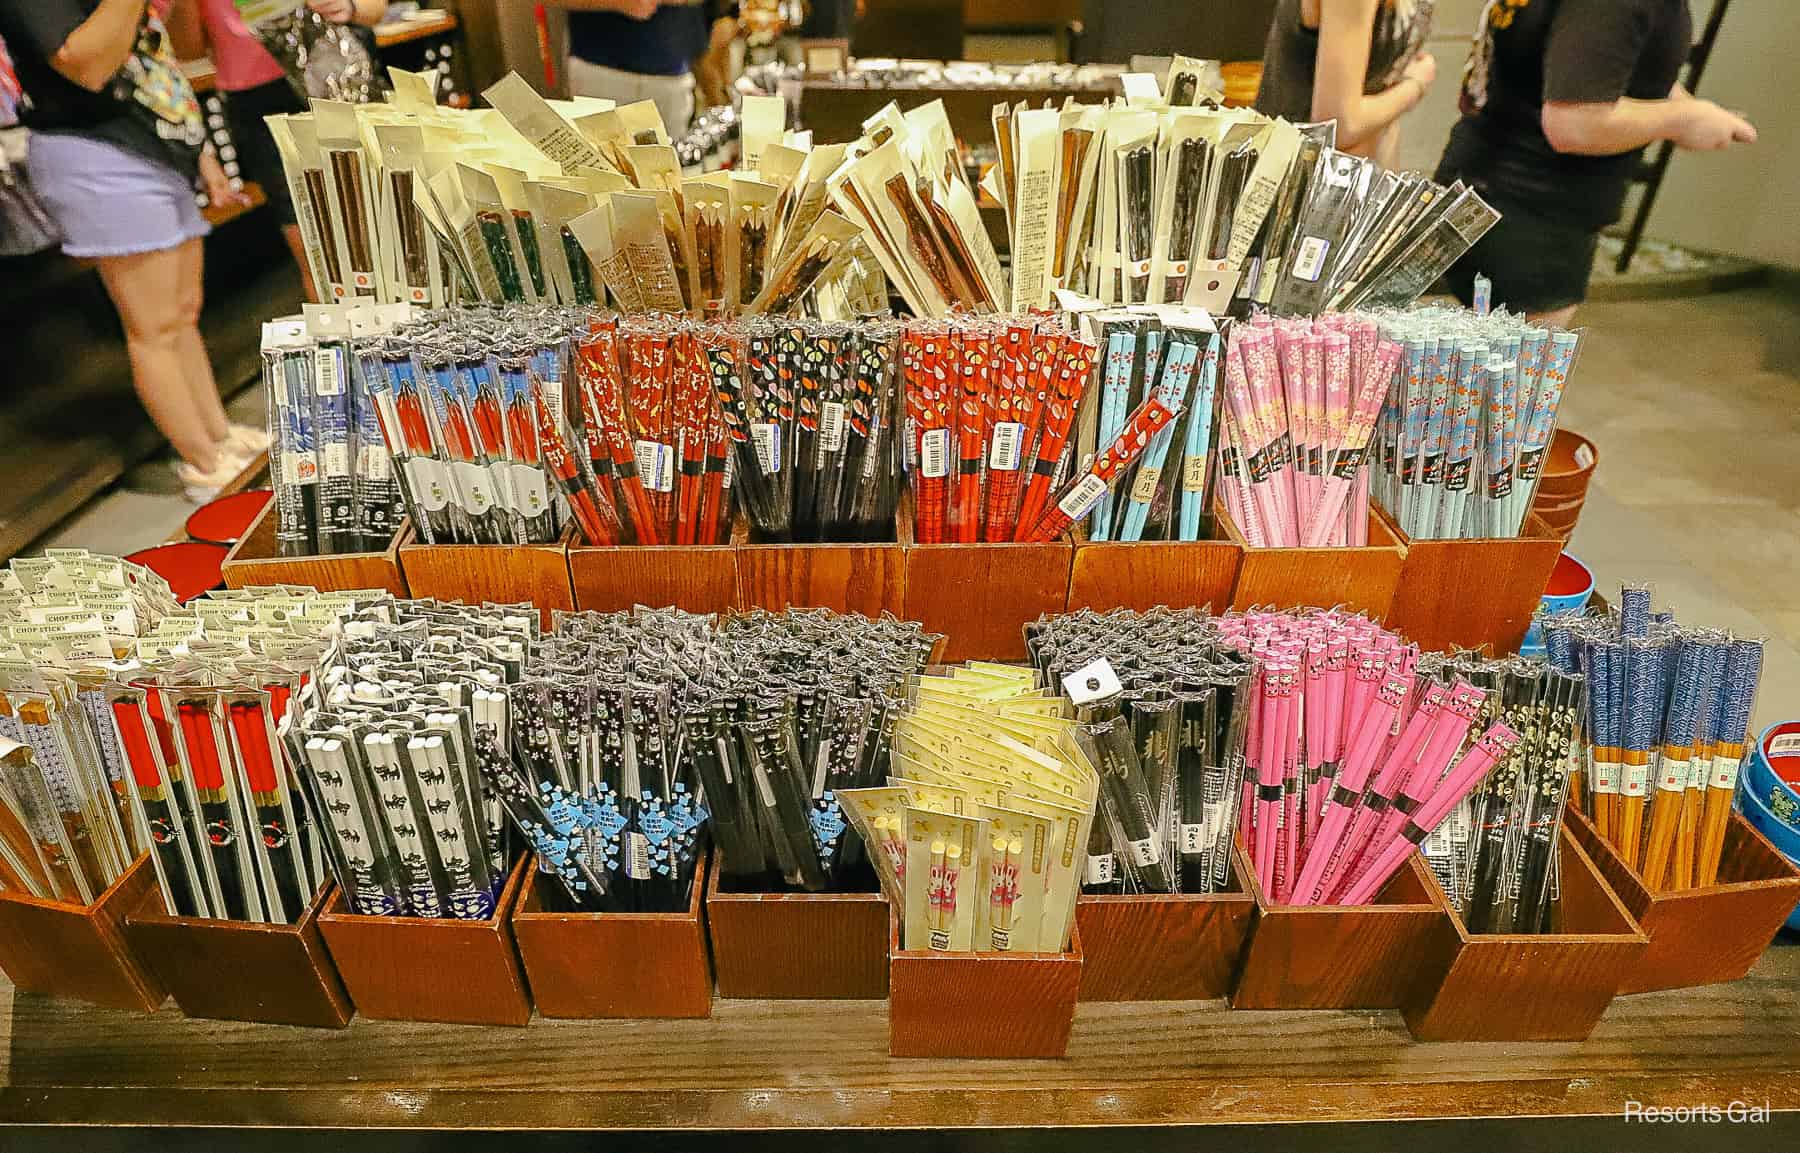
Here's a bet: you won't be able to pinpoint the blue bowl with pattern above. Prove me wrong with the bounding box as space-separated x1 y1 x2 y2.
1737 724 1800 932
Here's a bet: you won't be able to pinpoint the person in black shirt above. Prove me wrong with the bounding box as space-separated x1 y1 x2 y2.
0 0 263 499
542 0 728 136
1435 0 1754 323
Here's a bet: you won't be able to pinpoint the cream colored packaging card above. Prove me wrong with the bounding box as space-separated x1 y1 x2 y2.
431 166 503 301
315 100 384 299
626 143 684 201
771 142 847 263
977 803 1055 952
684 179 734 316
902 806 987 952
457 163 532 302
611 190 687 311
487 162 549 304
740 94 787 174
482 71 611 175
567 202 644 311
1008 107 1059 312
837 786 910 905
524 181 598 304
845 139 954 316
729 176 782 312
616 99 669 146
267 114 340 303
990 790 1089 951
745 210 859 315
388 66 438 112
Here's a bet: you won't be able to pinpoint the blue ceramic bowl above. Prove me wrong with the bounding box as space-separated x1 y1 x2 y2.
1521 552 1596 657
1736 763 1800 933
1743 721 1800 835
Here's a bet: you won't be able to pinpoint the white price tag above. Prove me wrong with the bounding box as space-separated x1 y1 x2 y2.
358 444 392 481
750 423 782 474
1085 853 1115 885
1179 823 1206 854
1182 453 1209 492
919 428 951 479
1129 837 1160 867
451 461 495 516
820 402 846 453
634 440 674 492
989 421 1024 471
406 457 451 512
1592 762 1621 795
1657 757 1689 793
1621 764 1649 798
314 347 342 396
323 442 351 478
1061 657 1122 706
512 465 550 516
1055 472 1109 520
1709 756 1737 790
1292 236 1330 283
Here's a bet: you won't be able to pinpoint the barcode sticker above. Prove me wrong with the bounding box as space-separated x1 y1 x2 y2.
903 418 917 469
1770 734 1800 756
1293 236 1330 283
635 440 675 492
1085 853 1115 885
989 421 1024 470
723 451 737 490
1055 472 1109 519
314 347 342 396
820 402 846 452
750 423 781 474
920 428 951 479
1129 465 1160 504
1422 820 1452 857
1182 453 1208 491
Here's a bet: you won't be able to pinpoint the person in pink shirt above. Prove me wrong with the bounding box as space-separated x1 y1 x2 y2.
166 0 387 301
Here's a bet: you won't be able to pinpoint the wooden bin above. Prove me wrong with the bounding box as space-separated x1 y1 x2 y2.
1403 825 1647 1041
888 917 1083 1058
568 541 739 615
1075 847 1256 1001
706 858 889 999
123 883 353 1028
398 528 576 628
220 501 409 596
0 855 165 1012
1568 806 1800 994
1066 537 1242 614
1222 505 1407 617
316 856 532 1026
738 529 907 618
1385 515 1563 654
1231 852 1447 1010
512 854 713 1019
903 538 1072 661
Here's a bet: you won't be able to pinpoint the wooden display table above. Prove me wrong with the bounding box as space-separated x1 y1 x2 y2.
2 949 1797 1141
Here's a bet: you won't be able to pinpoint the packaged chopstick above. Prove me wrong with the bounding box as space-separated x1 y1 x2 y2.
1541 584 1765 895
1371 305 1582 540
1215 312 1400 547
1025 608 1251 895
841 660 1099 953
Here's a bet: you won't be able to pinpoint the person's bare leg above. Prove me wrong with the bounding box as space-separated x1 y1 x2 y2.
96 245 221 471
171 236 231 445
283 223 319 303
1531 305 1578 328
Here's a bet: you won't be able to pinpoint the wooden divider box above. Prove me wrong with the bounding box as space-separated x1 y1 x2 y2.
1231 853 1446 1010
317 856 532 1026
221 502 409 596
706 859 889 999
1385 515 1562 654
398 530 576 628
738 534 907 618
0 855 165 1012
1066 538 1241 614
568 541 739 615
904 539 1072 661
1075 847 1256 1001
513 854 713 1019
1568 807 1800 994
888 917 1083 1058
124 883 353 1028
1221 506 1406 617
1403 825 1646 1042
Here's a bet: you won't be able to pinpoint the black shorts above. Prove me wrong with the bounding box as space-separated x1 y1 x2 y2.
1436 197 1600 315
222 78 307 227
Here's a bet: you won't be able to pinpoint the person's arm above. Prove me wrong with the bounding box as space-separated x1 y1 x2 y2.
163 0 209 61
1309 0 1434 153
41 0 149 93
1538 0 1753 156
307 0 393 27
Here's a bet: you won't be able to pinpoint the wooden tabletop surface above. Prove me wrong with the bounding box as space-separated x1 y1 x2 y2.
3 945 1798 1134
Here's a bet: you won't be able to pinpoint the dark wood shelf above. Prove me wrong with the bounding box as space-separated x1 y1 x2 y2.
2 946 1798 1137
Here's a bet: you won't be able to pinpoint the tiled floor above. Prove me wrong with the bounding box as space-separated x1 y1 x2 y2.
30 284 1800 725
1559 282 1800 731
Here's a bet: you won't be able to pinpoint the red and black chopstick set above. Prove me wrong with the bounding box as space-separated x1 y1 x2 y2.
900 316 1098 543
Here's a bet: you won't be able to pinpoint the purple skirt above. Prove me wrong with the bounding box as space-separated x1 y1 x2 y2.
27 132 210 259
